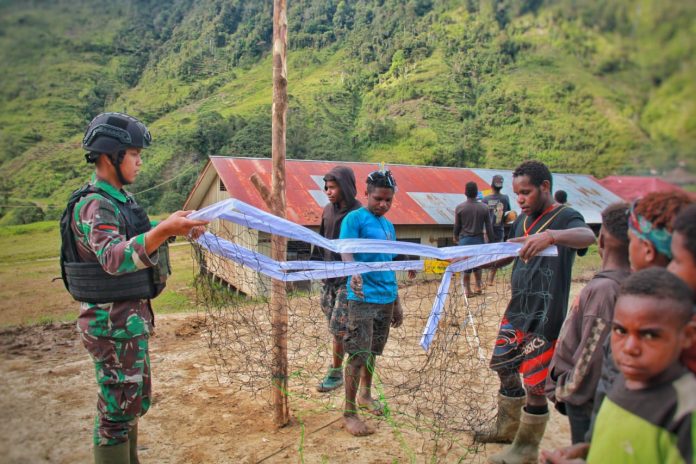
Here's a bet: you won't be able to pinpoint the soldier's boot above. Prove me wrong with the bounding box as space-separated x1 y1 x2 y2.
488 410 549 464
474 393 526 443
94 441 130 464
129 424 140 464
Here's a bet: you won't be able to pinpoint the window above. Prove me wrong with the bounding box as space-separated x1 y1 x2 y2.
437 237 455 248
219 179 227 192
287 240 312 261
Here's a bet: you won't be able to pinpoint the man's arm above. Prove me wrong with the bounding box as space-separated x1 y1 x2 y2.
510 227 596 262
341 252 364 299
484 210 495 244
453 206 461 242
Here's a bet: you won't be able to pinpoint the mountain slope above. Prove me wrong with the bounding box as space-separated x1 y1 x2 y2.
0 0 693 221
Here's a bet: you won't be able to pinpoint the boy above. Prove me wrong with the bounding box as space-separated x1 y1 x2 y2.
63 113 207 463
546 203 631 444
593 191 693 409
339 169 403 436
316 165 361 392
476 161 595 464
542 268 696 463
668 204 696 372
454 181 495 295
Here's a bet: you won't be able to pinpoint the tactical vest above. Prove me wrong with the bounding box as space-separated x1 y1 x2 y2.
60 184 169 303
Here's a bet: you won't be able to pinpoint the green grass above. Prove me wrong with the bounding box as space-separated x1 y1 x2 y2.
0 224 205 326
0 220 61 263
572 244 602 281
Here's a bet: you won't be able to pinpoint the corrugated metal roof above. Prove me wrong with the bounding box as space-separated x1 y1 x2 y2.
598 176 689 202
470 168 624 224
185 157 622 225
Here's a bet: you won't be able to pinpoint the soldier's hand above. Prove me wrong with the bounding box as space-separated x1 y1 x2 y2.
160 210 209 237
188 225 207 240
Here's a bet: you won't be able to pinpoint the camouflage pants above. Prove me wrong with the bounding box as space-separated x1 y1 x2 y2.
81 332 151 446
320 278 349 336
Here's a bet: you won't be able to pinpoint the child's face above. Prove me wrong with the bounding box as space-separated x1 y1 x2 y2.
324 180 343 205
365 187 394 217
612 295 692 389
668 231 696 293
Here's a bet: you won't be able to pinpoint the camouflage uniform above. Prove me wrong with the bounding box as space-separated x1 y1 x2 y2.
72 174 157 446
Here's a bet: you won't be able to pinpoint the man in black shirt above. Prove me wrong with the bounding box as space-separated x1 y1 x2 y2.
476 161 595 464
483 174 511 286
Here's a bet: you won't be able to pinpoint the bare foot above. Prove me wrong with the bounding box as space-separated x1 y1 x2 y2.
357 397 385 416
344 414 374 436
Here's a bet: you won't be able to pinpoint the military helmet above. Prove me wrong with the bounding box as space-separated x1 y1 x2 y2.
83 112 151 163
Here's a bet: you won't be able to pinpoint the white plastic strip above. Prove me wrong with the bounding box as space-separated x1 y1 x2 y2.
191 199 559 352
191 199 557 259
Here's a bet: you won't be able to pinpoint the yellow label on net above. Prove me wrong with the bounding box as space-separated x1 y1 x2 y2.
423 259 449 274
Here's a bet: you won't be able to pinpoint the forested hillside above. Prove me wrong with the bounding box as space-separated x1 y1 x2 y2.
0 0 694 223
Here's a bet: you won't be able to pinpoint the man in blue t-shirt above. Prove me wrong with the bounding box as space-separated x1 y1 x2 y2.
339 169 403 436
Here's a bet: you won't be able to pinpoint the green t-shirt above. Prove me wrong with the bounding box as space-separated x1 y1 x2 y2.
587 367 696 464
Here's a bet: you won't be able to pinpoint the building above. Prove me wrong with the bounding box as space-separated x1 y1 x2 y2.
184 157 622 296
598 175 690 202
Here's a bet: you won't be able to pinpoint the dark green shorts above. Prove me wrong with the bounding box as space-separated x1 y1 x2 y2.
344 300 395 359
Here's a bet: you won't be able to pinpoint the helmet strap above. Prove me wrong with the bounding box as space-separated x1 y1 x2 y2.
111 150 130 186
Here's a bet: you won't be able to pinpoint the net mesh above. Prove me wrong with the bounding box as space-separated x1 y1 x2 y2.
190 218 555 461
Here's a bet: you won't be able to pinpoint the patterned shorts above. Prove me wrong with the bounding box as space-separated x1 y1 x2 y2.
320 279 349 336
344 300 394 361
489 317 557 396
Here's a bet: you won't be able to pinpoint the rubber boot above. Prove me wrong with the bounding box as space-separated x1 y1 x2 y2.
474 393 526 443
316 366 344 392
488 410 550 464
94 441 130 464
129 424 139 464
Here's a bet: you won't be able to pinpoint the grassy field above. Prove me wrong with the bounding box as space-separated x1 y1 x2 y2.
0 220 602 327
0 220 205 327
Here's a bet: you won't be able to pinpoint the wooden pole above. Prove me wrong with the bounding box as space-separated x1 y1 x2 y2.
271 0 290 427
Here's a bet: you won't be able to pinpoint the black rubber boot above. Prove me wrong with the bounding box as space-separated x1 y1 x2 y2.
94 441 129 464
128 423 139 464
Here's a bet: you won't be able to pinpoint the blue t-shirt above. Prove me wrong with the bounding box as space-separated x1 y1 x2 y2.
339 207 398 304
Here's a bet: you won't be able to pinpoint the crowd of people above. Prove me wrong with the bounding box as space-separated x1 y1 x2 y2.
450 163 695 463
64 112 695 463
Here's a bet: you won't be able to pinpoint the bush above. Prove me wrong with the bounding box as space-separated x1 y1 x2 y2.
0 203 45 225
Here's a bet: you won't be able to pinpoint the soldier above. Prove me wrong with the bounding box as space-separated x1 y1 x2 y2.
60 112 208 463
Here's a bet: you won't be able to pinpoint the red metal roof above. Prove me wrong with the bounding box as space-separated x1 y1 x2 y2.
598 176 688 202
193 157 490 226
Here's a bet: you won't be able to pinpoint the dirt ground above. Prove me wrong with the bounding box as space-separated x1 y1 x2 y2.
0 307 572 464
